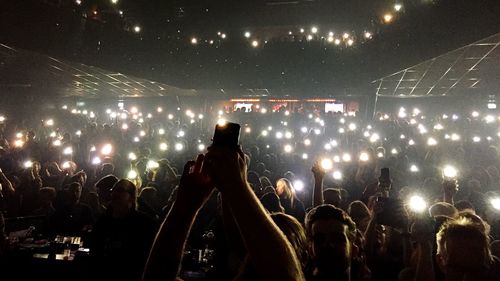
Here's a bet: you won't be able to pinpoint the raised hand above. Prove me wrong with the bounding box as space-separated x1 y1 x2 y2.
204 146 247 194
176 154 214 211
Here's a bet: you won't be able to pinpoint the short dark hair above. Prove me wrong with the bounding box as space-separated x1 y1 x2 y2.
305 204 356 240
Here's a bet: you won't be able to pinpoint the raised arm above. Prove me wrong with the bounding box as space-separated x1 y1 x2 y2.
311 161 325 207
206 146 304 281
143 155 214 281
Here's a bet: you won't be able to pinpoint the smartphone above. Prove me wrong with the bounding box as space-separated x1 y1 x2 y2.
212 122 241 148
376 197 406 228
378 168 392 192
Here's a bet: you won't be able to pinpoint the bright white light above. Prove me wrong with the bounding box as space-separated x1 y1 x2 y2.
24 161 33 168
491 198 500 210
364 31 372 39
394 3 403 11
434 124 444 130
147 160 159 170
410 164 419 172
276 132 283 139
53 139 62 147
178 130 185 137
391 148 398 155
198 143 206 151
14 139 24 148
293 180 305 191
198 114 204 119
333 171 342 180
314 129 321 135
128 152 137 160
284 144 293 153
383 13 393 23
0 116 5 122
45 119 54 126
304 139 311 146
221 33 227 39
408 139 415 146
343 33 350 39
261 108 267 114
452 114 459 120
327 36 334 43
302 153 308 159
410 118 417 125
301 127 308 133
16 132 23 139
75 0 82 5
133 137 140 142
400 134 406 139
191 37 198 44
307 35 313 41
427 137 437 146
338 128 345 134
175 143 184 151
443 165 458 179
370 133 380 143
133 25 141 33
159 142 168 151
324 143 332 150
359 152 369 162
127 170 138 179
50 132 57 138
121 123 128 130
347 39 354 46
120 113 127 119
485 115 495 123
377 152 384 158
244 31 251 38
90 145 96 152
101 144 112 155
311 26 318 34
364 131 370 137
300 28 305 33
140 130 146 137
157 107 163 113
63 147 73 155
333 155 341 163
285 132 292 139
488 103 497 109
321 159 333 171
472 111 480 118
168 114 174 120
334 38 341 45
342 153 352 162
451 133 460 141
261 130 268 137
62 161 71 169
473 136 481 143
408 195 427 213
92 157 101 165
348 123 357 131
244 127 251 133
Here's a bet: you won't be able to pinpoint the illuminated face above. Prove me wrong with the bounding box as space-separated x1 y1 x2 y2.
311 219 351 274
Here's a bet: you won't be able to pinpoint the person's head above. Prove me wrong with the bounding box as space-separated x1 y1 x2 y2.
139 186 159 210
436 218 493 276
260 192 284 213
100 163 115 176
429 202 458 218
454 200 475 212
323 188 342 207
95 175 119 206
110 179 138 213
347 200 371 233
259 176 273 189
271 213 309 270
305 204 357 276
63 182 82 206
275 178 294 199
39 187 56 206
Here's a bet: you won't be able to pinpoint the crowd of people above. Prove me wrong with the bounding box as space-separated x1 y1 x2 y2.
1 102 500 281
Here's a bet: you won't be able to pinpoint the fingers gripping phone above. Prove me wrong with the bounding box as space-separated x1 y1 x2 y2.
212 122 241 148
